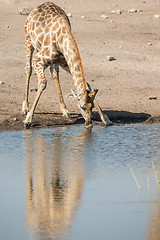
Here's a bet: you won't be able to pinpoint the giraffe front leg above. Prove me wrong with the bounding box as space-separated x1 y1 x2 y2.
23 111 33 128
23 56 46 128
50 65 69 118
22 36 34 115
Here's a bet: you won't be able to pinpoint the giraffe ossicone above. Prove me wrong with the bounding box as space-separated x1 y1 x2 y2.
22 1 112 128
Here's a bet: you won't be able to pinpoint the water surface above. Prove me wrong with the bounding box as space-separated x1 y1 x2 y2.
0 124 160 240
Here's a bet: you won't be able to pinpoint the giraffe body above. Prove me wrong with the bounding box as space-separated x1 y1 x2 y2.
22 1 98 128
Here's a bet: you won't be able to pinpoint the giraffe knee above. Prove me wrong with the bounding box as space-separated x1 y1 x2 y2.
39 81 47 91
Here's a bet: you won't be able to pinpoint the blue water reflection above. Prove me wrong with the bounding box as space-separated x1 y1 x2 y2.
0 124 160 240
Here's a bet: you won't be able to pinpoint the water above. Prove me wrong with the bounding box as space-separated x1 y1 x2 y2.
0 124 160 240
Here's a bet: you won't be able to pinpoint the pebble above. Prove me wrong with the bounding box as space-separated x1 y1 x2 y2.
107 56 116 61
101 15 108 19
111 10 122 15
154 14 160 18
31 88 38 92
6 25 12 29
67 13 72 17
19 8 31 15
128 8 137 13
81 16 86 19
147 42 152 46
0 81 4 85
148 96 157 100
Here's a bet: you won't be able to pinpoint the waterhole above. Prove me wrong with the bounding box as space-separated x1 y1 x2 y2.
0 124 160 240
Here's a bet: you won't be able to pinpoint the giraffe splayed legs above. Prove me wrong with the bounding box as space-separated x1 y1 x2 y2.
50 65 69 117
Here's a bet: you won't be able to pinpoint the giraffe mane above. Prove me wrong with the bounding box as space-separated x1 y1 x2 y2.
64 18 87 92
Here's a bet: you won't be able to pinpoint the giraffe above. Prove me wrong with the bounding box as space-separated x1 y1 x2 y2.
22 1 113 128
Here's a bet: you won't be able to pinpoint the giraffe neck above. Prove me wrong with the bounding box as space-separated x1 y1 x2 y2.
57 19 87 95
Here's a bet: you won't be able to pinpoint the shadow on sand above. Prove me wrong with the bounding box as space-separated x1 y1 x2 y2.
92 110 151 124
0 110 152 131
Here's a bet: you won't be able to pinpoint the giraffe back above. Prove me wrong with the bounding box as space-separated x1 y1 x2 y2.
25 2 71 55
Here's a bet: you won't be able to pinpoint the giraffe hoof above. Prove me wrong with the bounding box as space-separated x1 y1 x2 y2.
103 114 113 126
23 121 31 129
23 112 32 129
61 108 70 118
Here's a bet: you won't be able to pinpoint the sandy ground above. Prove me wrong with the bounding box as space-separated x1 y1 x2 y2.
1 0 160 131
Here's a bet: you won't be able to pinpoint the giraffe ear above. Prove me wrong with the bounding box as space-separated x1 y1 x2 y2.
86 82 98 99
89 89 98 96
87 89 98 101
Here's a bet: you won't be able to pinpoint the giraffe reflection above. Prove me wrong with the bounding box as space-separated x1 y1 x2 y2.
25 127 91 239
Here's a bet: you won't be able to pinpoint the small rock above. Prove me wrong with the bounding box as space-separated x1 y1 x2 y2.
6 25 12 29
81 16 86 19
67 13 72 17
138 9 143 13
107 56 116 61
154 14 160 18
128 8 137 13
101 15 108 19
0 81 4 85
19 8 31 15
111 9 122 14
148 96 157 100
31 88 38 92
147 42 152 46
14 117 17 121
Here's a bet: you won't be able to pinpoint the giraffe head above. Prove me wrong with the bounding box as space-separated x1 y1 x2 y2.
72 89 98 128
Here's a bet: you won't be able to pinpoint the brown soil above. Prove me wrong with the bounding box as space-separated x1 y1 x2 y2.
1 0 160 131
